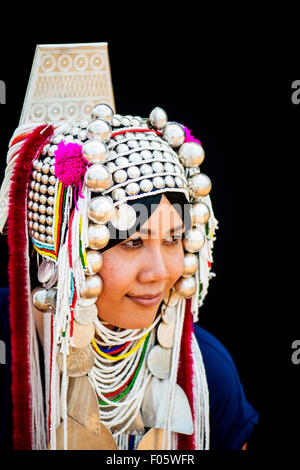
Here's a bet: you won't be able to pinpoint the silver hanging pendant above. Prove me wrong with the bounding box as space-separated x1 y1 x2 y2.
74 303 98 325
38 258 55 283
57 345 94 377
162 305 176 325
147 345 172 379
157 321 175 349
141 377 194 435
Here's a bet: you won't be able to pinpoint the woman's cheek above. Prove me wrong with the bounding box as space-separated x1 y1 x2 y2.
169 246 185 284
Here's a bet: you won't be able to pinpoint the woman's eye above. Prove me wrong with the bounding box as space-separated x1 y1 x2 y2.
121 235 183 250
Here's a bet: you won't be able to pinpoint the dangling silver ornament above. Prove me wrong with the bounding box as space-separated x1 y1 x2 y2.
74 303 98 325
91 103 114 123
183 228 205 252
178 141 205 167
191 201 210 225
182 252 199 277
147 345 172 379
188 172 212 198
84 164 112 192
80 274 103 298
32 287 57 312
162 305 176 325
149 107 168 130
111 203 137 231
37 259 55 283
82 139 108 164
88 223 110 250
173 276 197 298
163 289 180 307
88 196 115 224
157 321 175 349
86 119 112 142
85 249 103 275
57 346 94 377
163 122 186 148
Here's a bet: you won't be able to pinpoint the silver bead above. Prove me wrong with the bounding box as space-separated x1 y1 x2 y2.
113 169 128 184
127 166 141 179
140 164 153 175
91 103 114 123
139 179 153 193
47 186 55 196
149 107 168 130
88 196 115 224
42 163 50 174
52 134 64 145
46 206 53 216
85 164 112 192
39 204 46 214
164 175 175 187
34 182 40 192
28 190 34 200
33 192 40 202
30 181 36 190
41 174 49 185
125 182 140 196
86 119 112 143
116 143 129 154
39 194 47 205
173 276 197 298
127 140 139 149
39 185 47 195
153 176 165 189
43 156 52 164
46 216 53 226
85 249 103 275
191 202 210 225
78 130 87 141
188 173 212 198
50 165 56 175
49 175 56 185
112 116 121 127
28 221 33 228
88 223 110 250
140 150 152 160
34 231 39 239
39 224 46 233
178 142 205 167
33 222 39 231
33 159 39 169
115 156 129 167
28 211 33 220
175 176 184 188
152 150 163 159
128 152 143 163
48 145 58 157
32 202 39 212
111 188 126 201
182 253 199 277
111 203 137 231
183 228 205 252
163 122 185 148
39 233 46 243
106 161 117 172
151 161 164 173
47 196 54 206
46 236 54 244
32 212 39 222
35 172 42 182
46 225 52 235
80 274 103 298
121 117 131 127
82 139 108 164
36 161 43 171
39 214 46 224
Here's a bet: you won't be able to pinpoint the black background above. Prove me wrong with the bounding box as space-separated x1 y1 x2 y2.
0 17 298 458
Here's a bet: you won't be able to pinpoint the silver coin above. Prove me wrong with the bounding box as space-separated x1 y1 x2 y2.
74 303 98 325
38 259 55 283
157 321 175 349
77 296 98 307
43 266 58 289
162 306 176 325
57 345 94 377
147 345 172 379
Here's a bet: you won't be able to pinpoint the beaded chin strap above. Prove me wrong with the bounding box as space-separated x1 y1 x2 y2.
0 103 218 450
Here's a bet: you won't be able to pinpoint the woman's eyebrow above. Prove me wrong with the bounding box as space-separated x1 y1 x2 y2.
137 223 184 236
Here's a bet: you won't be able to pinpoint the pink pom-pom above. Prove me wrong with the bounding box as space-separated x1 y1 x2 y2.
54 141 89 187
182 125 202 146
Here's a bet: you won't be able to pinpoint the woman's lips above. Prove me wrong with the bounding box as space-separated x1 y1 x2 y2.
126 293 163 307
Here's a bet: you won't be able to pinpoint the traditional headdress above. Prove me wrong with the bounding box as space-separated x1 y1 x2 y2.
0 44 218 451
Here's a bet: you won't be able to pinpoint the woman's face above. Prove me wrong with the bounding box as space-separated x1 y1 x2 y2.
96 195 185 329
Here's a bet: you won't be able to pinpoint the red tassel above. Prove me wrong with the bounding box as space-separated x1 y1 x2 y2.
176 298 195 450
7 123 54 449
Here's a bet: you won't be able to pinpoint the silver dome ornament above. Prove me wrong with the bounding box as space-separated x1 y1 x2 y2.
152 176 166 189
125 182 140 196
182 253 199 277
183 228 205 252
111 203 137 231
157 321 175 349
163 289 180 307
111 187 126 201
139 179 153 193
88 196 115 224
88 223 110 250
191 201 210 225
74 303 98 326
80 274 103 298
173 276 197 298
82 140 108 164
91 103 114 123
178 142 205 168
84 164 112 192
149 107 168 130
86 119 112 143
188 172 212 198
77 296 98 307
163 122 186 148
147 345 172 380
113 169 128 184
32 287 57 312
85 249 103 275
127 166 141 179
164 175 175 187
162 305 176 325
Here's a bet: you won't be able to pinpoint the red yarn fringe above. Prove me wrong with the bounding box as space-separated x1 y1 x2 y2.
8 124 54 449
176 298 195 450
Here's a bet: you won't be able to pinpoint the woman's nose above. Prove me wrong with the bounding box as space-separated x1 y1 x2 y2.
137 245 169 283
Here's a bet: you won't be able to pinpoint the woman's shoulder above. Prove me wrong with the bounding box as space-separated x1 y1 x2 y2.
193 324 259 450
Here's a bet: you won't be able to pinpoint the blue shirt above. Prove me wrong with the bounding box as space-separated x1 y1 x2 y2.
0 287 258 450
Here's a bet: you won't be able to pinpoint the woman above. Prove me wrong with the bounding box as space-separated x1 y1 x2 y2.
0 104 258 450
